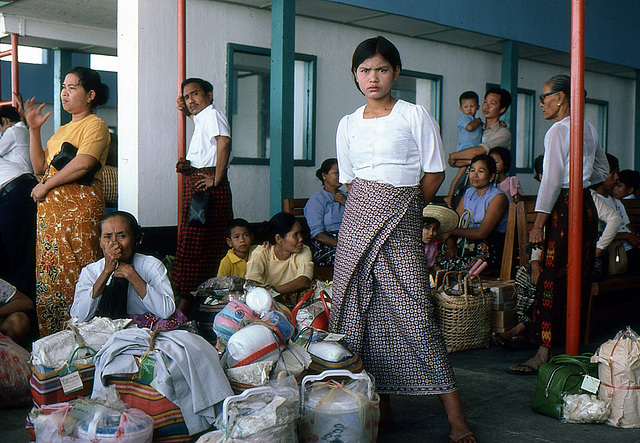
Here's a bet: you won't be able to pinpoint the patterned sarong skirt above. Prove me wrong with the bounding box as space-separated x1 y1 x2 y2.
36 169 104 336
329 178 456 395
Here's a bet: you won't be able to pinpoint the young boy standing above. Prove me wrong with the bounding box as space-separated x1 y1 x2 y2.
217 219 256 277
445 91 483 208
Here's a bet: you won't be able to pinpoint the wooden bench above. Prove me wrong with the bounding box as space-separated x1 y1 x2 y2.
514 196 640 342
284 196 519 283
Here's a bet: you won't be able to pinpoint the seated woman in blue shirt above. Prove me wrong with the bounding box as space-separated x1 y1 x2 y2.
303 158 347 266
437 154 509 274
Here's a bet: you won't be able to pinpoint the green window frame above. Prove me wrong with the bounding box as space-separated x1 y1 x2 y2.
226 43 317 166
585 98 609 151
393 69 443 125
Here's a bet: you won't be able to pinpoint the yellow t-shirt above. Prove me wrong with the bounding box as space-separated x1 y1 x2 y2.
245 244 314 287
217 245 257 277
45 114 111 181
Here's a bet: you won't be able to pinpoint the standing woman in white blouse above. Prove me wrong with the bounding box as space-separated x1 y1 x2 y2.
509 75 608 375
329 36 475 443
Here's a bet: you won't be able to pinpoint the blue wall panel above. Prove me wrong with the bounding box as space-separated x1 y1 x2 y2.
330 0 640 69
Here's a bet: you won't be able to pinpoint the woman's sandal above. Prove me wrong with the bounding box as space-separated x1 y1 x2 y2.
449 431 476 443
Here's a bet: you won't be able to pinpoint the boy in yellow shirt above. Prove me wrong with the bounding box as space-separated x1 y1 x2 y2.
217 218 256 277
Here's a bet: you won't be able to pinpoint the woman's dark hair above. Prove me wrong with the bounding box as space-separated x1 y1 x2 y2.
67 66 110 109
315 158 338 184
470 153 497 179
351 36 401 94
254 212 299 244
545 74 587 103
99 211 142 243
488 147 512 174
0 105 21 123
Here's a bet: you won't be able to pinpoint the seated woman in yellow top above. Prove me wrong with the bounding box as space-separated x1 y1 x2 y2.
245 212 314 306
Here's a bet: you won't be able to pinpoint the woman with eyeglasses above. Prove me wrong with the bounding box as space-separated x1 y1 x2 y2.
508 74 608 375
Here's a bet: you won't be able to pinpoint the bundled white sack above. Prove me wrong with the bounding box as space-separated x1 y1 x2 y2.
591 327 640 428
32 317 131 369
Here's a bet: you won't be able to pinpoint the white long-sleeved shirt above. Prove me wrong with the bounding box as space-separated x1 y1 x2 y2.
71 253 176 321
535 117 608 213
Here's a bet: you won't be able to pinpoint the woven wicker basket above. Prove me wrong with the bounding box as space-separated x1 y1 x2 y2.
431 272 492 353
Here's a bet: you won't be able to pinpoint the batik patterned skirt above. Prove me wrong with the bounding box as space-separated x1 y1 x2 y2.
532 189 597 348
329 178 456 395
172 166 233 300
36 170 104 336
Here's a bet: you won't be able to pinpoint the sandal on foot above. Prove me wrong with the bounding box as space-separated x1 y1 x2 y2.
449 431 476 443
507 364 538 375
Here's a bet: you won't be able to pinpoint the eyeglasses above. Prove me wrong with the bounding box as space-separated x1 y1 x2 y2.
539 91 559 104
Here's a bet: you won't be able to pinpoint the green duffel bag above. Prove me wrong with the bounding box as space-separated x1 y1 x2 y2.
532 353 599 419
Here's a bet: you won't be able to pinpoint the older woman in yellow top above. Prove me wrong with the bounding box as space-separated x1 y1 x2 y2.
245 212 314 307
26 66 111 336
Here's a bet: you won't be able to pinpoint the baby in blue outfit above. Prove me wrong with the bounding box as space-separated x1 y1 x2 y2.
446 91 483 208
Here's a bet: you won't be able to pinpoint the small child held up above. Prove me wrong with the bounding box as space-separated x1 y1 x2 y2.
217 218 257 277
489 146 522 202
422 204 460 275
445 91 483 208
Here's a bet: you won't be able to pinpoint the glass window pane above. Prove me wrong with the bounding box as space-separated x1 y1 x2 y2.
229 47 315 162
393 73 441 121
585 100 608 149
515 92 533 170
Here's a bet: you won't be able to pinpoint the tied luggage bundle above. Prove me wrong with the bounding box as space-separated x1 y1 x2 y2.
195 376 300 443
532 353 601 420
591 326 640 428
197 276 248 346
431 271 492 353
31 386 154 443
294 327 364 375
299 370 379 443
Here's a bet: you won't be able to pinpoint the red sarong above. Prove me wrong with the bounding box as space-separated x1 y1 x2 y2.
171 165 233 300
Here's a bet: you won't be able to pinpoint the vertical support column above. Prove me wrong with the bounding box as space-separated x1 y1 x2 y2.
501 40 519 157
177 0 186 231
10 34 18 107
270 0 295 216
53 49 72 130
567 0 586 356
635 71 640 172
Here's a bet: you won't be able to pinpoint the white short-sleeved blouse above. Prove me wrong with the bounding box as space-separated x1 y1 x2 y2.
336 100 446 187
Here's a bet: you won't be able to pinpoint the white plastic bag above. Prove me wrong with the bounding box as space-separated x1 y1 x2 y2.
207 376 299 443
561 393 611 423
34 386 154 442
299 370 379 443
0 333 31 407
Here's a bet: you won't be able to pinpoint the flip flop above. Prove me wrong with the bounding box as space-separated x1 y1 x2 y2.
507 364 538 376
449 431 476 443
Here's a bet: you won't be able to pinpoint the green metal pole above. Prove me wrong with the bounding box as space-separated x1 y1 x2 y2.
270 0 295 216
501 40 519 161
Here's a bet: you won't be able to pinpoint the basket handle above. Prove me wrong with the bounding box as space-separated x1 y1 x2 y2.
440 271 461 291
463 274 485 296
290 288 315 327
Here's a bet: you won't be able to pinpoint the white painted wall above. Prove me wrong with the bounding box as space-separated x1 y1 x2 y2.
118 0 636 226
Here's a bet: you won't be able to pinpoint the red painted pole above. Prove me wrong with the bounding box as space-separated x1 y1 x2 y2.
177 0 186 232
11 34 18 107
567 0 585 356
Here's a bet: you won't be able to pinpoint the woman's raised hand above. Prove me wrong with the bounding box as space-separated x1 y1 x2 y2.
102 241 122 273
24 97 52 130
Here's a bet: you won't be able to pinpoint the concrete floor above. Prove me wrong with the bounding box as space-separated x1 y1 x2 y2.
4 319 640 442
